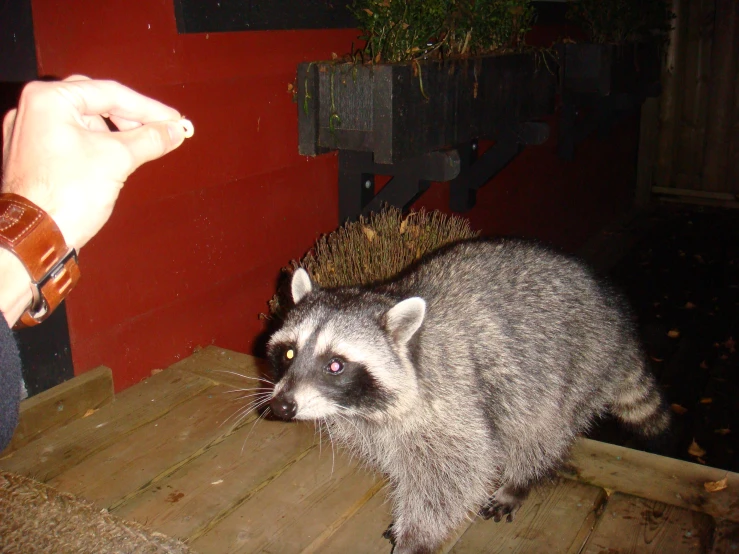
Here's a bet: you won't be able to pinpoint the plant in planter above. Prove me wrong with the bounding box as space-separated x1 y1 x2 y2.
556 0 673 159
263 206 478 322
558 0 673 97
298 0 556 166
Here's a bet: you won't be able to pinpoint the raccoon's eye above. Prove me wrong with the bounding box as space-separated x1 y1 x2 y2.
285 348 295 360
325 358 344 375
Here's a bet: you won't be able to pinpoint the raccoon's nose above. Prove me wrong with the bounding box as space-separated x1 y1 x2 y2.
270 396 297 420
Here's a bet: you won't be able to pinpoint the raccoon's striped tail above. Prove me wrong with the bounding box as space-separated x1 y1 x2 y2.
609 368 671 438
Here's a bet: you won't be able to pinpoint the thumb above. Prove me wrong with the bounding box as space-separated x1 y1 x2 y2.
115 120 187 173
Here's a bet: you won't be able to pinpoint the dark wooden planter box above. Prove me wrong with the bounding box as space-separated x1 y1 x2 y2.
298 52 556 164
557 42 662 96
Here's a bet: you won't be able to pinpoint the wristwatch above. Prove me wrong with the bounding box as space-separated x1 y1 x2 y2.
0 193 80 329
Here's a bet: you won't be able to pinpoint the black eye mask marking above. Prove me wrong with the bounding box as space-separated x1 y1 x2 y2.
268 343 296 380
315 359 391 412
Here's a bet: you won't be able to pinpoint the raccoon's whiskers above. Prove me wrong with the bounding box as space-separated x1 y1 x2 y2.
232 392 273 403
241 406 271 455
210 370 274 385
322 417 337 477
333 410 371 458
219 393 271 429
221 387 273 394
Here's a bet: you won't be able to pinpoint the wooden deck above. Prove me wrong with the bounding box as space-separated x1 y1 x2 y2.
2 346 737 553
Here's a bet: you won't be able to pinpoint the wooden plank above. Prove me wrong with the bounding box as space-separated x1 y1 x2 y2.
654 0 688 189
581 492 715 554
0 369 212 482
167 345 269 390
451 479 606 554
711 519 739 553
652 186 738 200
3 366 113 455
113 419 316 541
314 487 394 554
701 0 738 192
564 438 739 523
674 0 714 188
48 383 263 510
189 447 382 553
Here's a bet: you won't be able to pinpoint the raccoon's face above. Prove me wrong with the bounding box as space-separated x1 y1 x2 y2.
267 268 425 422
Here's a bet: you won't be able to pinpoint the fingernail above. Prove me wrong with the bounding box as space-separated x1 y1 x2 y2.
167 121 183 144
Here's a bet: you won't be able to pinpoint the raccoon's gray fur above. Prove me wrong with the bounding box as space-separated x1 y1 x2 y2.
267 238 669 554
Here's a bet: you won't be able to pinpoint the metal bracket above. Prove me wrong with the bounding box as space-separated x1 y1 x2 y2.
338 149 461 222
449 122 550 213
337 121 550 221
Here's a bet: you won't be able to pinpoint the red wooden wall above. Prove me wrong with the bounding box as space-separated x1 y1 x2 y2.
29 1 638 391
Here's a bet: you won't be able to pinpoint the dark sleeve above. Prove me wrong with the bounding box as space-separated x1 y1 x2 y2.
0 313 21 452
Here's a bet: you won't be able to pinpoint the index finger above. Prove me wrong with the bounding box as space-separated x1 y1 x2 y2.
55 78 182 124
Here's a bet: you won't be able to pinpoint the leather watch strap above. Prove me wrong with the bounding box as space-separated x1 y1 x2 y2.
0 193 80 328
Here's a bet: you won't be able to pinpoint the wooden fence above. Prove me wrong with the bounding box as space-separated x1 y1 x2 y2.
638 0 739 207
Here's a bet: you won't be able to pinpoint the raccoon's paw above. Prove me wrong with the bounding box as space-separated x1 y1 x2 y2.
478 486 529 523
382 522 397 546
478 498 518 523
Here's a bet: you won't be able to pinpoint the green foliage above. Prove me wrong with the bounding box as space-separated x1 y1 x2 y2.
566 0 674 44
350 0 534 64
265 206 479 320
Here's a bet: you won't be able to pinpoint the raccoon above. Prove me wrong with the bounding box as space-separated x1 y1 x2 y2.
266 238 669 554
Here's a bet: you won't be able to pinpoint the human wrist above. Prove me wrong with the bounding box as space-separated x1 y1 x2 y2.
0 193 81 327
0 248 34 327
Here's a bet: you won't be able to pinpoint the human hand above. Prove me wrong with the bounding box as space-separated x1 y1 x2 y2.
1 75 193 251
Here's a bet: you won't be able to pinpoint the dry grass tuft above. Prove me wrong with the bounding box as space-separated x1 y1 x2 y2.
264 206 478 320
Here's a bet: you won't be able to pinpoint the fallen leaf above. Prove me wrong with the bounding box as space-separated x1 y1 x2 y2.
399 219 408 234
363 8 373 15
670 403 688 415
724 337 736 353
287 83 294 92
362 226 377 242
697 457 707 465
700 398 713 404
704 477 728 492
82 408 97 418
667 329 680 339
331 52 338 60
688 439 706 458
151 369 163 376
685 302 697 309
714 428 731 435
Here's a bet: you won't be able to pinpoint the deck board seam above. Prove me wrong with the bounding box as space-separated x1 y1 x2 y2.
6 373 216 484
106 408 263 512
182 443 318 544
298 478 388 554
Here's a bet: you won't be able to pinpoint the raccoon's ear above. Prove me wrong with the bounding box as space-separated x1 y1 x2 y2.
291 268 313 304
384 297 426 345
